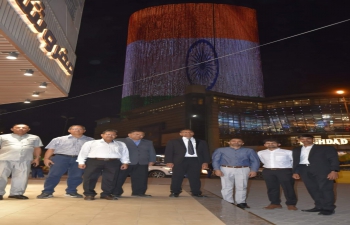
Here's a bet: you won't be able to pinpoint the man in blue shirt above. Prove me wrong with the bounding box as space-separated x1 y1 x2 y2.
37 125 94 199
212 138 260 209
113 130 156 197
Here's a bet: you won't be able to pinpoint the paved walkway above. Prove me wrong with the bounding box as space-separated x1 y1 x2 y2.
0 177 349 225
202 178 350 225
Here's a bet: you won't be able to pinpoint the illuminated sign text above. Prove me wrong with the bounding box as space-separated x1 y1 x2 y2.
9 0 74 75
314 138 349 145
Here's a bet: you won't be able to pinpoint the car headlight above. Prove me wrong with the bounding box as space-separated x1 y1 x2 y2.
162 167 172 171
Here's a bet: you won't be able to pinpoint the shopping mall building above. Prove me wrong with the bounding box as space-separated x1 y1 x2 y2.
0 0 84 104
93 3 350 165
95 85 350 158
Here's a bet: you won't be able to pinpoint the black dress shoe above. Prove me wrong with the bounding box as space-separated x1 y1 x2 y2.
100 195 118 200
236 203 250 209
318 210 335 215
192 194 207 197
113 194 121 197
84 196 95 201
169 193 179 197
132 194 152 197
301 207 322 212
8 195 29 199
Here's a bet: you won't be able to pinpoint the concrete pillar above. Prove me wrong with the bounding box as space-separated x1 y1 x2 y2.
205 95 220 155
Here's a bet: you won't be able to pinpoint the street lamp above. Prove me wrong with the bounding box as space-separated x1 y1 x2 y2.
61 116 75 135
336 90 350 125
189 115 198 129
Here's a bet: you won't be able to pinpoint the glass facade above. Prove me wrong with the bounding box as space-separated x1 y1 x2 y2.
214 95 350 146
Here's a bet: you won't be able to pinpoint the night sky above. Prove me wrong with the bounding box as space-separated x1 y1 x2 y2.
0 0 349 144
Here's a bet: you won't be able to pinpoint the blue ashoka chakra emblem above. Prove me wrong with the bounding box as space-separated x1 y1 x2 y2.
186 39 219 90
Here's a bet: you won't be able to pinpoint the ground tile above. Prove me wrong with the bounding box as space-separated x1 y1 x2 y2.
0 219 43 224
184 220 224 225
137 218 185 225
88 218 139 224
46 214 96 221
45 222 93 225
139 214 184 220
1 213 54 219
182 214 220 221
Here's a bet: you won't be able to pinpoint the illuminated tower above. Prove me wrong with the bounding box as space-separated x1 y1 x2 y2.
121 3 264 112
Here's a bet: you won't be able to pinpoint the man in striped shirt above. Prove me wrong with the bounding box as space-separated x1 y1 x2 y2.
37 125 93 199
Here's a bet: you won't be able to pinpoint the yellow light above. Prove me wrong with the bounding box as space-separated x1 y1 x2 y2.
6 52 18 59
336 90 345 95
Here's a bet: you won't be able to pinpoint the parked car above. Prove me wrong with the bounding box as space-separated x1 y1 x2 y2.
148 162 212 178
255 168 264 179
249 168 264 179
148 164 172 178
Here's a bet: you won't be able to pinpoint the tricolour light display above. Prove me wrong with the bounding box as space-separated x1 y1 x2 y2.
122 3 264 112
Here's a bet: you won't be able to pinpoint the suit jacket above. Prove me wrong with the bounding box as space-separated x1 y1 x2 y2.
116 138 156 165
164 138 210 165
292 145 340 175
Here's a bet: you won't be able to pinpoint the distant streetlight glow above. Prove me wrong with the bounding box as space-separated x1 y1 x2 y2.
336 90 349 124
61 116 75 135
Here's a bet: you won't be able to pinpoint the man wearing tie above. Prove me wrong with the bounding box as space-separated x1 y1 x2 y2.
165 129 210 197
292 134 339 215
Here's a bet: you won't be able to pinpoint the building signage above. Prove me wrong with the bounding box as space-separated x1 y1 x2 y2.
9 0 74 75
314 138 349 145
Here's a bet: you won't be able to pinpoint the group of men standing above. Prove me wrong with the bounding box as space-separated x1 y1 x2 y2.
0 125 340 216
212 135 339 216
163 130 339 216
0 124 156 201
37 127 156 200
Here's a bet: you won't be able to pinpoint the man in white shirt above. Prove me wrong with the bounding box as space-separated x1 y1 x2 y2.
0 124 42 200
258 139 297 210
77 129 130 200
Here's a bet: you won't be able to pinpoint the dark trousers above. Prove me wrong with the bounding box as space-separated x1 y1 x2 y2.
299 165 336 211
171 157 201 195
83 158 121 197
262 168 297 205
32 167 44 178
113 164 149 195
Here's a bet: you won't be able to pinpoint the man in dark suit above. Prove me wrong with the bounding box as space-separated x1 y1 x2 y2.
165 129 210 197
113 130 156 197
292 134 340 215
